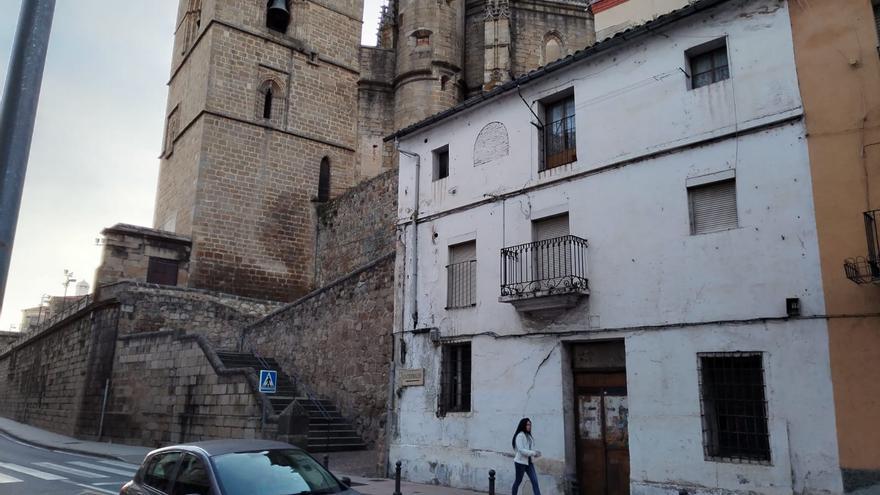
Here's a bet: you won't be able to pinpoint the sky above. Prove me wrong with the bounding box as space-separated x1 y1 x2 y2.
0 0 385 332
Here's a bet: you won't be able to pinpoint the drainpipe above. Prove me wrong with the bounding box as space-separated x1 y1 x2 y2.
395 142 421 330
388 142 419 477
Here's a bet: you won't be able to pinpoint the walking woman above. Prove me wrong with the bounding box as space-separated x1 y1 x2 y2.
511 417 542 495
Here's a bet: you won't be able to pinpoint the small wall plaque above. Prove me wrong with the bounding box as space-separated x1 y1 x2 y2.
399 368 425 387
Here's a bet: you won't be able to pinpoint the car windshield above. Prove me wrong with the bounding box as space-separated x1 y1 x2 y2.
212 449 345 495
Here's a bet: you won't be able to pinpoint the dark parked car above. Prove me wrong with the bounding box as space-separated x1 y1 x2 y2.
119 439 359 495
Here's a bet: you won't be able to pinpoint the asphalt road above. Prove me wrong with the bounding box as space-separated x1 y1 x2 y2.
0 432 138 495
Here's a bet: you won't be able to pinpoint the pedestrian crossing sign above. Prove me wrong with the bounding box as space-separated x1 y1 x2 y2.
259 370 277 393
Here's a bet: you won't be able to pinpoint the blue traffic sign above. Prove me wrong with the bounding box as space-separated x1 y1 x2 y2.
259 370 277 394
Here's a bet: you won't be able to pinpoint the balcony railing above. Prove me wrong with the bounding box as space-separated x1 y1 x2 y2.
844 209 880 284
500 235 589 310
543 114 577 170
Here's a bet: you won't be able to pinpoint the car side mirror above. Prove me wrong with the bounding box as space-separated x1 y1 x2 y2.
341 477 352 487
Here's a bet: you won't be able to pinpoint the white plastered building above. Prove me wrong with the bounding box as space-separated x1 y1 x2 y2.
387 1 843 495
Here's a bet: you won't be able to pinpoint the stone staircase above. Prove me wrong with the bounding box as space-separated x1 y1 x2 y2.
215 351 366 452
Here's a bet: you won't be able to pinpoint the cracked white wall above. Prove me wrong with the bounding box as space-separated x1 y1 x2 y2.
391 1 842 495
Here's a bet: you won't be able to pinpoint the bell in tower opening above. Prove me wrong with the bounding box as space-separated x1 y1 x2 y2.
267 0 290 33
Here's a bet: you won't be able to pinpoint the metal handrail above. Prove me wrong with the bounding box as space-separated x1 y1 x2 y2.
246 345 334 450
25 294 93 335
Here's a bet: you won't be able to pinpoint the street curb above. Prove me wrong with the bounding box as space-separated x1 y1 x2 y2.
0 426 146 464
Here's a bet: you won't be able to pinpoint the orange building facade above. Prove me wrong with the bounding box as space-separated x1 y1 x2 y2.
789 0 880 492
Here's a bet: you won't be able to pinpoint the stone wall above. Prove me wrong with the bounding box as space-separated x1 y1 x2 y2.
0 302 119 437
102 330 270 448
242 254 395 456
510 2 596 76
315 169 398 286
101 282 280 349
0 331 19 350
357 47 396 181
0 285 278 446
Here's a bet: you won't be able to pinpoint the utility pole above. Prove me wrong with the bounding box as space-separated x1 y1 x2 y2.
0 0 57 313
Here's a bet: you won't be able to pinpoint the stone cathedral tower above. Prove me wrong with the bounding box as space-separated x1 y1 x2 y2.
357 0 595 176
153 0 364 301
153 0 594 303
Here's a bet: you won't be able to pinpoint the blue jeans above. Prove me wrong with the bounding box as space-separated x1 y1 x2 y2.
511 460 541 495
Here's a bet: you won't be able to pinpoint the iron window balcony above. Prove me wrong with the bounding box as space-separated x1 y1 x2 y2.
499 235 589 312
844 209 880 285
543 114 577 170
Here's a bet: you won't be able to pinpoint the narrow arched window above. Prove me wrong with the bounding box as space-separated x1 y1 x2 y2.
263 87 273 119
318 157 331 202
543 34 563 65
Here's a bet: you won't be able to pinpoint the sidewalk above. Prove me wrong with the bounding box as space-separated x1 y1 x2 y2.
0 416 488 495
342 475 488 495
0 416 150 464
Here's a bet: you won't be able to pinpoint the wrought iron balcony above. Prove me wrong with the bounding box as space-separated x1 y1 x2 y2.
844 209 880 284
500 235 589 312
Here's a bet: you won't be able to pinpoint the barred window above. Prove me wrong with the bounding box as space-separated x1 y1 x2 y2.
687 39 729 89
447 241 476 309
698 353 770 463
440 342 472 414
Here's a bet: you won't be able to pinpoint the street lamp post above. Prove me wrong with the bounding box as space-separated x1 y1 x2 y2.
0 0 57 312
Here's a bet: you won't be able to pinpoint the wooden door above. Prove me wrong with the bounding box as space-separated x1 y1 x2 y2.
575 373 629 495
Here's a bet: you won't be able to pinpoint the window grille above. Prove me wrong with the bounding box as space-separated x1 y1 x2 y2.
698 352 770 463
542 95 576 170
688 41 729 89
439 342 472 414
447 241 476 308
688 179 738 234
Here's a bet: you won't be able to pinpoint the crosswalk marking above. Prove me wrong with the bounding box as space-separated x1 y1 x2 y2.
64 481 118 494
0 462 66 480
35 462 107 478
0 472 22 484
69 461 135 477
98 460 140 470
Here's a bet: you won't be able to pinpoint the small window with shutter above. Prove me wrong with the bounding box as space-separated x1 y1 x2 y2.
533 214 571 283
688 179 738 235
447 241 476 308
147 257 180 286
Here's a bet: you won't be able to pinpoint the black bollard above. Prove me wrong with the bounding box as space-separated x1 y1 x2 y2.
323 455 329 470
393 461 402 495
489 470 496 495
